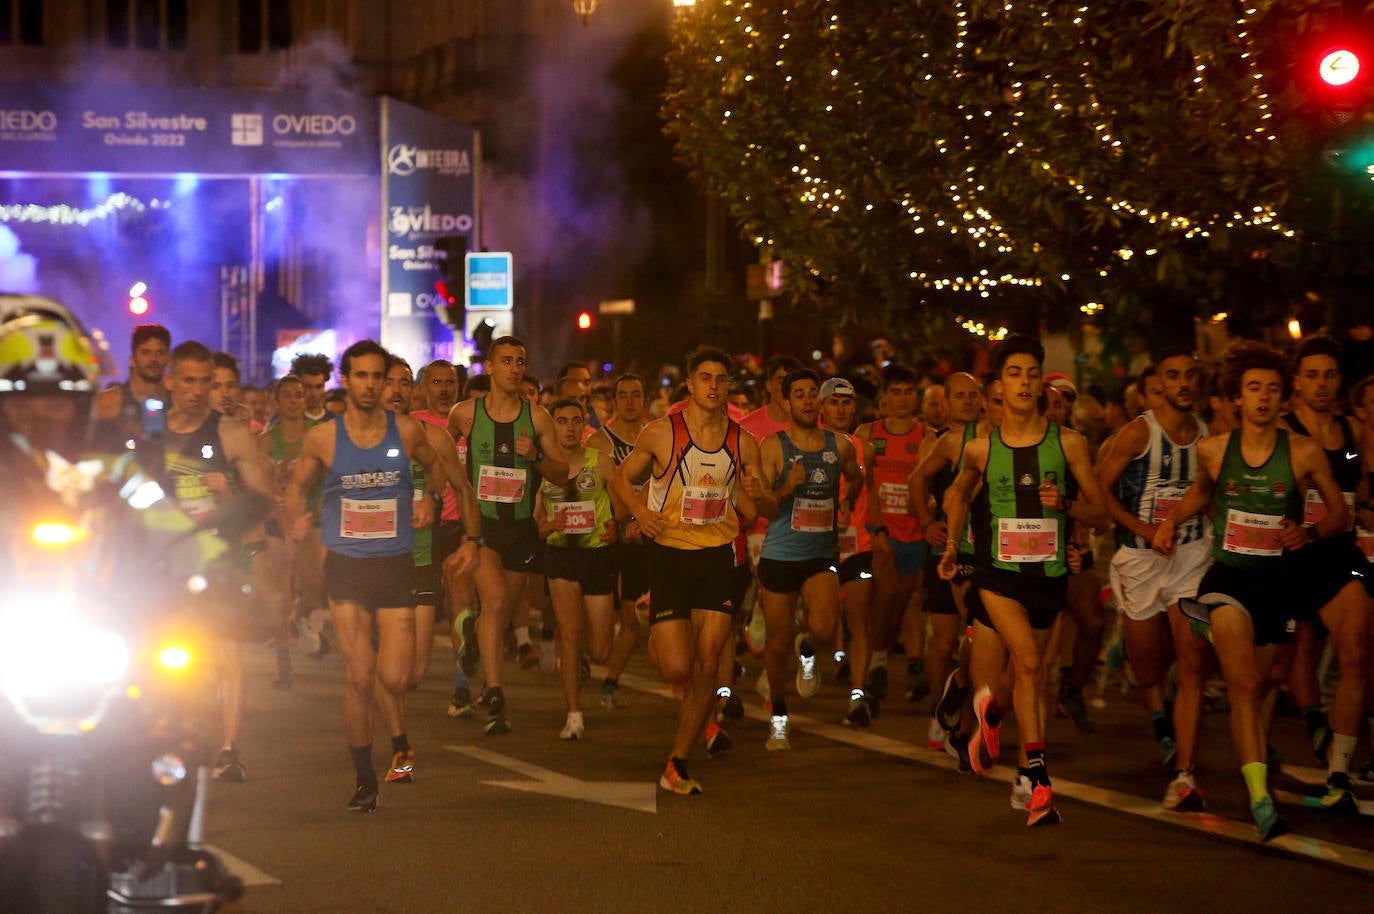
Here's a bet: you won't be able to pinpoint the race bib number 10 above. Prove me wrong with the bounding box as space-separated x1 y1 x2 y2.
341 497 398 539
997 517 1057 563
478 465 527 503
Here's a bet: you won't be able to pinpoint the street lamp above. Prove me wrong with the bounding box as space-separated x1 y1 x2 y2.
573 0 596 25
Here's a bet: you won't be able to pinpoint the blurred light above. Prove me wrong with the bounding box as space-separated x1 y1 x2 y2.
603 362 613 372
577 312 593 331
1319 48 1361 87
128 281 147 298
157 646 191 670
128 296 149 316
1288 318 1303 340
31 522 76 545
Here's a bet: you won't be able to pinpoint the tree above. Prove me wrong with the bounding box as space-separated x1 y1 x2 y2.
663 0 1374 348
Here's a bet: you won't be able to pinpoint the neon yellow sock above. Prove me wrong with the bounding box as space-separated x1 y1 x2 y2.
1241 761 1270 805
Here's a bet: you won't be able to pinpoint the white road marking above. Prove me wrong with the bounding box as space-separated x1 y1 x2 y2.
203 843 281 886
614 670 1374 876
447 744 658 813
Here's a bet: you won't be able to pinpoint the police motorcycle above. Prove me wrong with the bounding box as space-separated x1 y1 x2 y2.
0 295 249 913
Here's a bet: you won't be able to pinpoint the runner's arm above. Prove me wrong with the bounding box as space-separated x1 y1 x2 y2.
1093 417 1153 541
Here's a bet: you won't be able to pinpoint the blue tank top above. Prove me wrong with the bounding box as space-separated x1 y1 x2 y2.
761 429 842 562
321 412 414 558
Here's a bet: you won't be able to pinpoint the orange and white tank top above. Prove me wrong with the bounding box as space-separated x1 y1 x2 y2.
646 412 743 550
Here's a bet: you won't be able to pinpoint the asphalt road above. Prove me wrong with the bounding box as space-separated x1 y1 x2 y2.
206 634 1374 914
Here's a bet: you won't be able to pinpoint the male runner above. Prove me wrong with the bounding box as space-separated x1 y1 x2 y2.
611 345 764 794
286 341 448 811
1096 347 1214 809
1153 339 1352 840
92 323 170 451
756 369 863 749
940 335 1110 826
290 352 333 422
447 336 568 734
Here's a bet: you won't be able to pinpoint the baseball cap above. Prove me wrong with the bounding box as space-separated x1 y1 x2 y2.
1043 373 1078 398
819 377 856 400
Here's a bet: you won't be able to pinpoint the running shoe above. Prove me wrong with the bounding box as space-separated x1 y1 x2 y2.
538 637 558 673
386 750 415 783
705 722 733 758
659 760 703 795
480 687 511 736
867 665 889 701
1159 735 1178 770
347 781 379 813
716 689 744 722
934 670 968 732
795 635 821 698
1163 770 1206 812
905 664 930 703
447 685 475 719
967 685 1001 776
844 693 873 728
517 642 538 670
1027 784 1061 826
453 610 478 677
212 748 247 783
926 717 947 751
1356 760 1374 786
944 731 972 773
1318 772 1359 814
1251 796 1287 842
1010 774 1032 811
1057 685 1096 734
765 714 792 751
599 682 628 709
295 617 322 657
559 712 585 741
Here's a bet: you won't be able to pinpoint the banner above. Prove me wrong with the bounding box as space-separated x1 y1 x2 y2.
379 97 478 369
0 84 376 176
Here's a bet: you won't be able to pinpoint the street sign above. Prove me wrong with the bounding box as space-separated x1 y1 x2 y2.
465 251 513 311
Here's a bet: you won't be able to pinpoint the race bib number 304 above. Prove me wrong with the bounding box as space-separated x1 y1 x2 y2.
554 500 596 534
341 497 398 539
478 465 527 503
997 517 1057 563
1222 510 1283 557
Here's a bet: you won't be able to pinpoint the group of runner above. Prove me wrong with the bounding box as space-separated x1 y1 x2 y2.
95 322 1374 836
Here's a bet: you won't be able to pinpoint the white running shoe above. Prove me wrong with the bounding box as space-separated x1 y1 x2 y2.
559 711 585 741
926 717 947 750
795 636 821 698
1163 769 1206 812
1010 774 1033 811
765 714 792 751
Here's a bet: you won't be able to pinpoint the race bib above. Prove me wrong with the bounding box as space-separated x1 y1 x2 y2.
681 485 729 526
878 481 908 516
554 499 597 534
838 525 859 559
997 517 1057 564
1150 486 1188 525
478 465 527 503
1222 510 1283 557
1303 488 1356 531
791 497 834 534
341 497 398 539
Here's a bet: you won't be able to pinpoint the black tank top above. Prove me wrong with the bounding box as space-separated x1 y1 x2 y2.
164 411 235 523
1284 413 1362 493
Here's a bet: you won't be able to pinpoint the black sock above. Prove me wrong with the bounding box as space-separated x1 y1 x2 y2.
908 657 924 676
391 733 410 755
1025 745 1050 787
772 697 789 718
670 756 689 776
1301 706 1327 740
603 677 618 690
1150 711 1173 742
799 638 815 659
350 744 375 786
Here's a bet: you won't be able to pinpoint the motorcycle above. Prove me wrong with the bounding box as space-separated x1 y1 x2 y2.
0 454 255 913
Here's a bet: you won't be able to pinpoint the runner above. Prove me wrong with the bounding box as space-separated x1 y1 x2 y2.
284 340 446 812
1095 347 1214 809
91 323 170 451
756 368 863 749
940 334 1110 826
1152 339 1352 840
290 353 333 423
537 398 625 739
611 345 764 795
446 336 569 734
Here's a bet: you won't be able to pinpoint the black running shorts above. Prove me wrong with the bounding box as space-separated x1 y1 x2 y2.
325 551 416 612
544 545 618 596
647 542 736 623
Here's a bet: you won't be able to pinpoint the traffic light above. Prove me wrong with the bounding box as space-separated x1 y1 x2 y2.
128 281 149 316
577 311 593 331
1319 46 1362 87
433 280 458 326
433 235 467 328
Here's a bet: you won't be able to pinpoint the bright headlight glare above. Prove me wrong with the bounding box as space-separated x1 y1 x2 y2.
151 753 188 786
0 613 129 698
157 646 192 670
31 522 77 545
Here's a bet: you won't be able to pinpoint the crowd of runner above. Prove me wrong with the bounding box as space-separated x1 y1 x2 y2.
93 322 1374 837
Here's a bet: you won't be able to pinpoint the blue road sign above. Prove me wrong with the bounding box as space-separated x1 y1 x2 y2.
465 252 513 310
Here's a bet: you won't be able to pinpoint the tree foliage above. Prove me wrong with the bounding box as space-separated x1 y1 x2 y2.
663 0 1374 347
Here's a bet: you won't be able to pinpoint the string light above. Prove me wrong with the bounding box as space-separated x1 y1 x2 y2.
0 193 167 226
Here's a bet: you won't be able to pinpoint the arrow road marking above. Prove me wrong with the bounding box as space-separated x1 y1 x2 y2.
203 843 281 886
446 744 658 814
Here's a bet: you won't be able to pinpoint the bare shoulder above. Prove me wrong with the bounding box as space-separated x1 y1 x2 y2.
92 384 123 420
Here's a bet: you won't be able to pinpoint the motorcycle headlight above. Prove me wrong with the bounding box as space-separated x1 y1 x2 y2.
0 609 129 734
157 645 193 671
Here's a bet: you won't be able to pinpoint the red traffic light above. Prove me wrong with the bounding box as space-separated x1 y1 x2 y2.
577 311 593 330
1319 47 1362 86
128 296 149 315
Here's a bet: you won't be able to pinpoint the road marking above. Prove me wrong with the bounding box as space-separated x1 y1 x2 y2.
613 670 1374 876
203 843 281 886
447 745 658 813
1274 789 1374 818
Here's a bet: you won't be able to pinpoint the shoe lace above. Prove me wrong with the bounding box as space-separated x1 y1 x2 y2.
770 715 788 739
799 654 816 678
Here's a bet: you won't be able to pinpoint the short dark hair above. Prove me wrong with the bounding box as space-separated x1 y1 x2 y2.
275 374 304 397
1222 339 1290 401
324 388 347 405
489 336 525 355
1137 363 1158 390
386 353 412 376
765 354 805 379
878 363 919 391
614 373 646 396
557 361 590 382
340 339 388 377
991 334 1045 378
212 351 240 380
1155 344 1198 366
782 367 820 400
169 340 213 369
550 397 585 416
686 345 732 374
131 324 170 351
463 374 492 398
290 352 333 378
1291 335 1342 374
